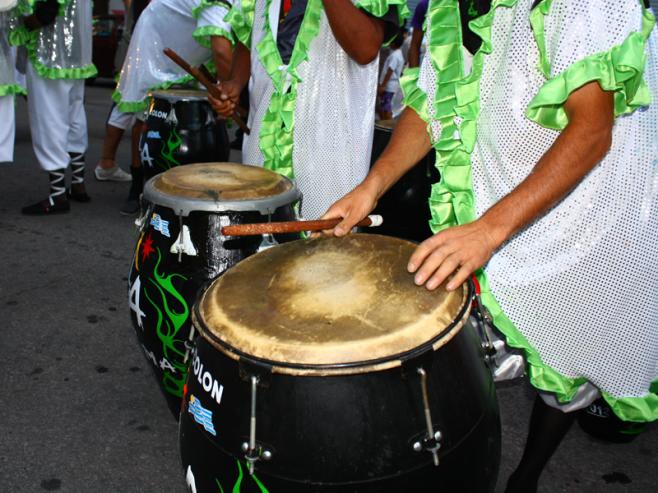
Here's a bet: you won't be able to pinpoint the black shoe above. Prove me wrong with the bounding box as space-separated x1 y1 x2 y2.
22 197 70 215
120 196 140 216
67 187 91 203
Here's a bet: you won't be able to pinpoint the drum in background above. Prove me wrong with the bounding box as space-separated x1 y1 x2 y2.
139 89 229 182
370 119 439 243
578 398 647 443
180 234 501 493
128 163 300 418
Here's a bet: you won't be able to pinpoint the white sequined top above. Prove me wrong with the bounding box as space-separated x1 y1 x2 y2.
419 0 658 400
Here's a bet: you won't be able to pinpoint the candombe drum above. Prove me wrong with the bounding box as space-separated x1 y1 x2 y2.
139 89 230 181
369 119 439 242
180 234 501 492
128 162 300 418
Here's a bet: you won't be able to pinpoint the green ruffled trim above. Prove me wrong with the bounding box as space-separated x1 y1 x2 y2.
111 74 198 113
355 0 411 26
16 0 70 16
255 0 323 180
0 84 27 97
9 22 97 80
193 25 235 49
526 4 655 130
226 0 255 47
423 0 657 422
192 0 231 19
400 67 430 123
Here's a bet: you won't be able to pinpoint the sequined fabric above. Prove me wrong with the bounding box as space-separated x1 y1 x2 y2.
31 0 93 75
419 0 658 402
0 12 15 87
115 0 232 107
242 0 379 220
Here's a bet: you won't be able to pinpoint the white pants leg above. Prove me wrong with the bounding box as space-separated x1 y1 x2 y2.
67 79 88 155
26 62 79 171
0 95 15 162
107 104 135 131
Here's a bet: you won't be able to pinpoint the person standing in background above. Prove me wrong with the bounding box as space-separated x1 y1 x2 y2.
10 0 97 215
378 29 406 120
0 2 24 163
407 0 427 68
210 0 409 221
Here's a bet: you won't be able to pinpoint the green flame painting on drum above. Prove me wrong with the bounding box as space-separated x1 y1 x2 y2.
129 231 191 401
186 462 270 493
161 127 182 170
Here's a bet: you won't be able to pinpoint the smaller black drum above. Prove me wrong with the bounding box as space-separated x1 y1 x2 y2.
139 89 229 181
128 163 301 418
370 119 439 243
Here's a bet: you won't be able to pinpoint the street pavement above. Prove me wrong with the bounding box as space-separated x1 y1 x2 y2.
0 84 655 493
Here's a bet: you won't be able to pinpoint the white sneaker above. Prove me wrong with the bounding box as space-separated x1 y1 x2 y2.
94 165 132 182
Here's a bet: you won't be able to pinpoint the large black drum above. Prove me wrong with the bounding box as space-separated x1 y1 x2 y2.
139 89 229 181
128 163 301 418
180 234 501 492
370 120 439 243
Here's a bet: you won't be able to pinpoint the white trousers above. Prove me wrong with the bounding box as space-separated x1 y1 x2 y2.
26 62 88 171
0 95 15 162
107 104 136 130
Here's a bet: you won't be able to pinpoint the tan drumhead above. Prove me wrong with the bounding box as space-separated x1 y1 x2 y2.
197 234 470 371
375 119 397 131
151 162 294 201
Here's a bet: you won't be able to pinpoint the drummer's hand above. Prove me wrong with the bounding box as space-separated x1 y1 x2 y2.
208 80 241 118
320 182 379 237
408 219 498 291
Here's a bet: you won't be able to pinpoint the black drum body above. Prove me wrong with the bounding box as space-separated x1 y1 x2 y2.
139 90 230 181
369 122 439 243
180 320 501 492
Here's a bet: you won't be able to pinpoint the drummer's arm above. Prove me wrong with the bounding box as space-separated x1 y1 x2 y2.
210 35 233 81
322 0 386 65
322 107 432 233
409 81 614 291
209 42 250 117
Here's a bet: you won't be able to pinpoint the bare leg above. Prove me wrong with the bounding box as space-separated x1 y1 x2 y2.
505 396 576 493
120 120 145 215
131 120 144 168
98 124 125 169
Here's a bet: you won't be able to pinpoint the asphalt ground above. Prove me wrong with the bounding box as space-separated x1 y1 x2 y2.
0 84 656 493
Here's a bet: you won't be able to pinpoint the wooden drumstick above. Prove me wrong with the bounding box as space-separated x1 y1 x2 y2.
163 47 251 135
221 215 384 236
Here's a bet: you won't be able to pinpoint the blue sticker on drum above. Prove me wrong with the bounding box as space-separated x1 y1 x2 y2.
150 213 171 238
147 130 162 139
189 395 217 436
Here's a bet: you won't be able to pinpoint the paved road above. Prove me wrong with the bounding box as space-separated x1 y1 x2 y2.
0 85 655 493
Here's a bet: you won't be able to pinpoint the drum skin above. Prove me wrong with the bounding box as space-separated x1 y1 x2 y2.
128 205 296 418
180 321 501 492
139 92 230 182
369 121 439 243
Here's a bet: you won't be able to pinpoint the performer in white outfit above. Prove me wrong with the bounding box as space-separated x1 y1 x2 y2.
97 0 234 214
323 1 658 491
0 3 23 163
210 0 409 220
10 0 96 214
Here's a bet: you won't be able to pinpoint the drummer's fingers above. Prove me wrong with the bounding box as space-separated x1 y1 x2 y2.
425 253 462 291
407 233 447 273
446 263 475 292
411 245 451 286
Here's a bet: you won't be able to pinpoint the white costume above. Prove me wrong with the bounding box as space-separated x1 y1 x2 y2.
229 0 408 220
112 0 233 114
406 0 658 421
10 0 95 171
0 11 22 162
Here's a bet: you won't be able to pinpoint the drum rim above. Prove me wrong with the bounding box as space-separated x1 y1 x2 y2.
143 167 302 217
192 279 474 375
149 89 209 102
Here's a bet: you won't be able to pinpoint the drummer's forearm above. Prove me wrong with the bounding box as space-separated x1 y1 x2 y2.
229 42 251 89
211 36 233 81
367 108 433 200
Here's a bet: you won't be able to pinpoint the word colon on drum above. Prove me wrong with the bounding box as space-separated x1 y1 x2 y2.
180 234 502 493
128 162 300 418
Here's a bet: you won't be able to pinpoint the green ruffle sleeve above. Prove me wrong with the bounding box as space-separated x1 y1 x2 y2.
400 67 430 123
526 4 655 130
0 84 27 97
193 25 235 49
111 75 198 114
226 0 255 47
355 0 410 26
